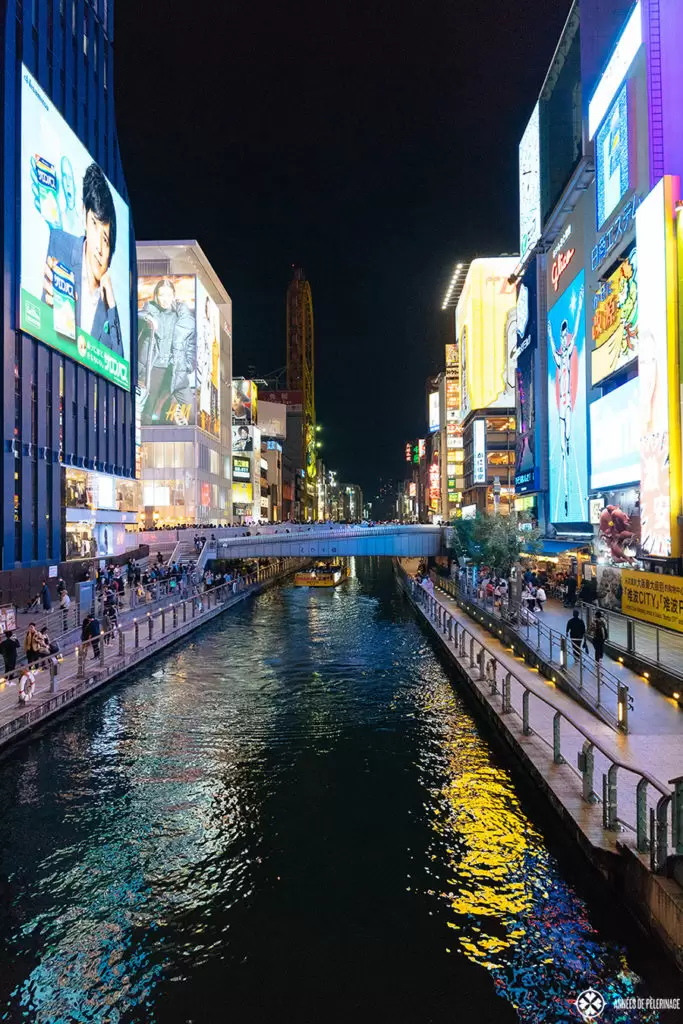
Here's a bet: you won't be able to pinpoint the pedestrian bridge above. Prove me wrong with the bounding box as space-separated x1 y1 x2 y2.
207 525 444 560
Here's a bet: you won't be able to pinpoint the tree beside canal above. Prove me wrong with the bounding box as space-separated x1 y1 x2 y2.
448 512 542 575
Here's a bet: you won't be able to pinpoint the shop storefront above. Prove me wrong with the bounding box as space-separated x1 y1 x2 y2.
64 468 140 561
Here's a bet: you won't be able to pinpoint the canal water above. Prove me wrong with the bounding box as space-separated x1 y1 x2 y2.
0 559 680 1023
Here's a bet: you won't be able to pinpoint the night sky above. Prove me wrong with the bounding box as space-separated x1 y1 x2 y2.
115 0 570 499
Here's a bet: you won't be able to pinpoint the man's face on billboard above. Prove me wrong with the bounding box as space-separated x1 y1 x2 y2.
84 208 111 285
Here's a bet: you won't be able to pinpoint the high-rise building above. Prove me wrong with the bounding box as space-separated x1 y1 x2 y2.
286 267 317 519
5 0 138 575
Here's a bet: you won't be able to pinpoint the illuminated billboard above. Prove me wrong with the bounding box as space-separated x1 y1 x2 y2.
232 481 253 504
547 271 588 523
456 258 517 413
589 377 640 488
519 103 541 263
547 216 583 300
428 392 440 433
596 83 631 229
636 177 681 558
138 275 196 426
473 419 486 484
232 456 251 481
514 266 539 493
591 246 638 385
445 342 461 421
20 66 131 389
232 425 255 453
232 380 258 425
588 2 642 140
196 279 221 436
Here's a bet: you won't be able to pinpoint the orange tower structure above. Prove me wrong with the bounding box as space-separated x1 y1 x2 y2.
286 267 317 519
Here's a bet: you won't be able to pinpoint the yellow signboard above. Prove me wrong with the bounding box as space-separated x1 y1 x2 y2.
456 258 517 412
621 569 683 632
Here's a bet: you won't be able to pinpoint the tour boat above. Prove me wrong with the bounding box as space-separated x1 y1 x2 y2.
294 562 346 587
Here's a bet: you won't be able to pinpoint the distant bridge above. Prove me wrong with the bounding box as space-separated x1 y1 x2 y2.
206 525 444 561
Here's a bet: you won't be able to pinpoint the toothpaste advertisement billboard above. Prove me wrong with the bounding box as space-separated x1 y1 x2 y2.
20 66 131 389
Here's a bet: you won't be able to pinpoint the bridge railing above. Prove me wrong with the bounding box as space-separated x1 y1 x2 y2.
404 574 676 872
214 524 441 551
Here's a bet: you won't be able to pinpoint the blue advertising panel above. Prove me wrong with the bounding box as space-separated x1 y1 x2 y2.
514 265 539 493
596 83 630 229
547 271 588 523
589 377 640 489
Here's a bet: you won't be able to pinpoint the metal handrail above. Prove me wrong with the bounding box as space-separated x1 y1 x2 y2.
216 524 441 548
402 571 674 870
578 599 683 680
436 575 630 730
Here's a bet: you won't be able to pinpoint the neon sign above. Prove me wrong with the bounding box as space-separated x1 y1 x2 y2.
551 247 576 292
591 195 641 271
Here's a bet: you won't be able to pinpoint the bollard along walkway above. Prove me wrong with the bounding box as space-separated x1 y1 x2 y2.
0 558 307 753
398 560 683 965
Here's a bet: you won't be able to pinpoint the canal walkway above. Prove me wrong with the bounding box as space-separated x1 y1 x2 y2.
0 558 305 751
399 563 683 860
444 576 683 745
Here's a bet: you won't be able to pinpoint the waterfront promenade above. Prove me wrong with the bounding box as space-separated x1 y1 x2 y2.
0 558 305 751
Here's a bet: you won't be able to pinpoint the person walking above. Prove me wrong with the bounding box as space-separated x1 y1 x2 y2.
535 584 547 613
41 580 52 613
59 589 71 632
565 575 578 608
88 615 102 660
0 630 19 675
592 610 608 664
566 610 586 661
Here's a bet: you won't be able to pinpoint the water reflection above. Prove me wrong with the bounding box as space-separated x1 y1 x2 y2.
416 675 662 1023
0 560 675 1023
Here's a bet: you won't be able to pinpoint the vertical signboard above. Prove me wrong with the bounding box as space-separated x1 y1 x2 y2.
473 419 486 484
195 279 221 437
547 270 588 523
636 176 681 558
514 265 539 493
519 103 541 264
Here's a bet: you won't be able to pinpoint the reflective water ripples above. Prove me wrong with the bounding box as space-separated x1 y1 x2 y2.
0 559 675 1023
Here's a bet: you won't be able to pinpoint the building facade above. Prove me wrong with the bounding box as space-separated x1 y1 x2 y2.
137 241 232 527
4 0 137 571
513 0 683 594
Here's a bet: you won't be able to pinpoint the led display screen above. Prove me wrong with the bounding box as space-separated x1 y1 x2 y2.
596 83 631 229
232 380 258 426
588 2 642 140
232 425 255 453
636 177 681 558
519 103 541 263
232 482 253 503
428 392 440 433
20 66 131 389
138 275 196 426
456 258 517 414
232 455 251 481
589 377 640 488
473 419 486 484
591 246 638 385
547 271 588 523
514 266 539 493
